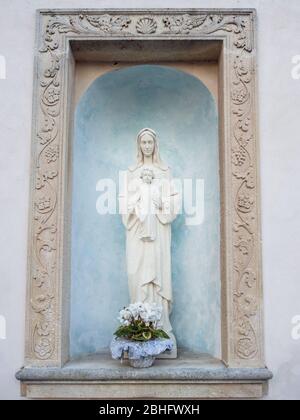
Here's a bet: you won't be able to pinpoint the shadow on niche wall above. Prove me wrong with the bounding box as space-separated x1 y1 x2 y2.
70 64 221 358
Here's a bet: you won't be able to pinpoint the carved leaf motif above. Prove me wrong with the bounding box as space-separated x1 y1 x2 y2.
163 14 207 34
237 335 257 359
234 292 258 359
81 14 131 33
40 20 79 52
34 337 53 359
33 269 48 288
235 293 258 318
241 270 257 289
234 19 253 52
31 294 54 314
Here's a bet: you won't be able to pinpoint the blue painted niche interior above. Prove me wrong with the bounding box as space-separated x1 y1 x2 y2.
70 65 220 358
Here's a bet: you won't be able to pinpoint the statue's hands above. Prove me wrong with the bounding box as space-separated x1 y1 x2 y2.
127 203 135 213
128 196 141 214
127 199 137 214
153 197 163 210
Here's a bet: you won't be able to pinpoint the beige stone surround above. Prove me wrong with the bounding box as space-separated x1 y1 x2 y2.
16 8 271 399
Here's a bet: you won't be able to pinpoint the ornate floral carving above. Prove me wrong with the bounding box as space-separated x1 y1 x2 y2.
163 14 207 34
241 270 257 289
27 11 262 366
31 293 54 313
45 145 59 163
236 319 258 359
234 293 258 360
34 336 53 360
234 18 253 52
237 192 255 213
33 269 49 288
78 14 131 33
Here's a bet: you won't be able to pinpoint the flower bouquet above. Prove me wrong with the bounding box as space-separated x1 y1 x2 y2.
110 302 173 368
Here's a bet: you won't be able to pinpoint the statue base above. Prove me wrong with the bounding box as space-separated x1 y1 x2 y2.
156 332 177 359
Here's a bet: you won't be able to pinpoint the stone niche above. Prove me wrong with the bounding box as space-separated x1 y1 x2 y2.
16 9 272 399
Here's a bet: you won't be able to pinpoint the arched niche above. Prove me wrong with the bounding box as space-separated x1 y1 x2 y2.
70 64 221 358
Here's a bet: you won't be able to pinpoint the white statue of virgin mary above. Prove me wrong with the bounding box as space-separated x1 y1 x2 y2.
120 128 179 358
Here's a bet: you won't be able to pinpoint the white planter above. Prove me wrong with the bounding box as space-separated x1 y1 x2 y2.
110 337 173 368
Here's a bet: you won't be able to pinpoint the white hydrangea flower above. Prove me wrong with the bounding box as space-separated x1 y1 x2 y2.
118 302 163 326
118 308 133 325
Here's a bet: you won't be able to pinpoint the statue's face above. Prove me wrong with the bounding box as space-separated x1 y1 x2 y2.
140 133 155 157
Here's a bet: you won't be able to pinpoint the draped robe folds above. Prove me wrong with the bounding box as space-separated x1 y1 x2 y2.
120 166 179 333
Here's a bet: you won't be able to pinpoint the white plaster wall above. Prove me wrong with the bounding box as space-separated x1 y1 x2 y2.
0 0 299 400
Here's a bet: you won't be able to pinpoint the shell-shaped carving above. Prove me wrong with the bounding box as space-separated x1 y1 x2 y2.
136 17 157 34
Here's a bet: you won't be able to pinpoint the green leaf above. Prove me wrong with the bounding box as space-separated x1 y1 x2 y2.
114 322 170 342
142 331 152 340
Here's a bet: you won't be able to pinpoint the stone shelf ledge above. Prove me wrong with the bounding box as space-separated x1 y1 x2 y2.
16 352 272 399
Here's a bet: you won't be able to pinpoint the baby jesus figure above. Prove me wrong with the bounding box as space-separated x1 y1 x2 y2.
136 168 161 242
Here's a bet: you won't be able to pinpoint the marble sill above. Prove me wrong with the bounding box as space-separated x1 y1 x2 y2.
17 350 273 382
16 351 272 400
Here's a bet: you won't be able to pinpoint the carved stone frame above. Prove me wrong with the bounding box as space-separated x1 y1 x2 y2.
17 9 272 399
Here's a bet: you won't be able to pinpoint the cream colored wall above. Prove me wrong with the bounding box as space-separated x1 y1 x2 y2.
75 62 218 105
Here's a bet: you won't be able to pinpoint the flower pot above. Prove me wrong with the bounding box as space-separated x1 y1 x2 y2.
128 355 155 368
110 337 173 368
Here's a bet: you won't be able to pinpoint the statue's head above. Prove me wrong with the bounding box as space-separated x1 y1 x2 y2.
138 128 156 158
133 128 168 171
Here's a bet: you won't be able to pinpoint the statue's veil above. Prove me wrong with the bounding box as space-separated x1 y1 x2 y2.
129 128 169 172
